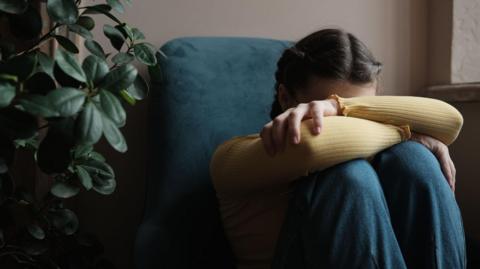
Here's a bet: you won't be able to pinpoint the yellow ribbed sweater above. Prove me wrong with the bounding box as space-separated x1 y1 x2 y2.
209 95 464 269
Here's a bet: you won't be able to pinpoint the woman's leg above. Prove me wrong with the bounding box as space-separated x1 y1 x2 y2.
272 159 407 269
370 141 467 269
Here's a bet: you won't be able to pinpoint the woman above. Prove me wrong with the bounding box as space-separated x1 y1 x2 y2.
210 28 466 269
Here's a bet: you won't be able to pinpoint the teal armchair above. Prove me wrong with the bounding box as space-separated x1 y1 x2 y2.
134 36 292 268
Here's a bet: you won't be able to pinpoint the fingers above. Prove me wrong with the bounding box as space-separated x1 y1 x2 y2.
410 133 457 193
443 149 456 192
308 101 324 135
287 104 309 145
436 148 455 191
261 100 328 156
260 121 275 156
272 110 291 153
261 108 294 156
449 157 456 193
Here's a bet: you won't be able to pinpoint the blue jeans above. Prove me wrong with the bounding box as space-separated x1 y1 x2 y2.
271 141 467 269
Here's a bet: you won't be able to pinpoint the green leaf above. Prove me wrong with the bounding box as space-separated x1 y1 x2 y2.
54 35 79 54
107 0 124 13
119 89 136 105
90 151 105 162
17 95 60 117
68 24 93 40
37 52 54 77
76 101 103 144
14 135 38 150
77 16 95 31
82 55 109 84
0 0 28 14
0 82 15 108
116 24 133 40
82 4 112 14
51 181 80 198
55 49 87 82
131 27 145 40
82 4 122 25
133 43 157 66
47 0 78 25
103 24 125 51
93 175 116 195
54 63 82 87
127 73 148 100
48 87 86 117
78 159 115 195
99 64 137 92
84 39 106 59
99 90 125 127
27 224 45 240
73 144 93 159
111 52 134 65
102 115 127 152
49 208 78 235
80 159 114 178
75 165 92 190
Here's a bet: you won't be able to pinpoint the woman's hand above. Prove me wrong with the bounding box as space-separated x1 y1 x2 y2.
260 98 339 156
410 132 457 192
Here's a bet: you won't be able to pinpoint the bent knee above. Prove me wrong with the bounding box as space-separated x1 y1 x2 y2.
374 141 449 192
328 159 382 195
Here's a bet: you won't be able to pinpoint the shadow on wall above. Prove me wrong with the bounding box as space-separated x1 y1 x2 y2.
449 101 480 269
467 235 480 268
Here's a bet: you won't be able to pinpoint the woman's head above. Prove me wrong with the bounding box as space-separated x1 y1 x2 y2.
271 28 382 119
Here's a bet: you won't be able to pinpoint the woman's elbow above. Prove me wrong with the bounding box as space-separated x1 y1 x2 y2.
439 101 464 145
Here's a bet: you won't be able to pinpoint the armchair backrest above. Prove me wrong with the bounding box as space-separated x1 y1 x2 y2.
134 36 292 268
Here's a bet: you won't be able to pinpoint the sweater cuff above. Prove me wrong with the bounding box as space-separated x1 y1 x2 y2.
396 124 412 141
327 93 349 116
327 93 370 116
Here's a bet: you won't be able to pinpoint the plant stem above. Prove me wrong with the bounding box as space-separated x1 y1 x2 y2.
38 124 49 130
22 24 60 55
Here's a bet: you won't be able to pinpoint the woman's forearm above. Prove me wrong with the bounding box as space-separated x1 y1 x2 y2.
328 94 464 145
210 116 410 198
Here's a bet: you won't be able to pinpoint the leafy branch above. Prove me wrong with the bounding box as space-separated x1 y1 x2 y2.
0 0 163 267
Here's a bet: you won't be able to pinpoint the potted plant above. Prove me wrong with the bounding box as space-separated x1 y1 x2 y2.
0 0 160 267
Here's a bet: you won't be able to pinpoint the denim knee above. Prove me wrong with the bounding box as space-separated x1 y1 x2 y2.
319 159 383 199
373 141 449 193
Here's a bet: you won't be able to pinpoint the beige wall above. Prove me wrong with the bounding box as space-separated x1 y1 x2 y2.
74 1 480 269
89 0 428 95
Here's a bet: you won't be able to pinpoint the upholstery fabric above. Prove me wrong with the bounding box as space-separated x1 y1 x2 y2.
134 36 292 268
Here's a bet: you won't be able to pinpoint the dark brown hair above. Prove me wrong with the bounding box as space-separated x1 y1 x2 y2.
271 28 382 119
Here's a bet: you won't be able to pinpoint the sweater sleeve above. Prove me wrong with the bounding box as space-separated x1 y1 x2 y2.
328 94 464 145
210 116 410 197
